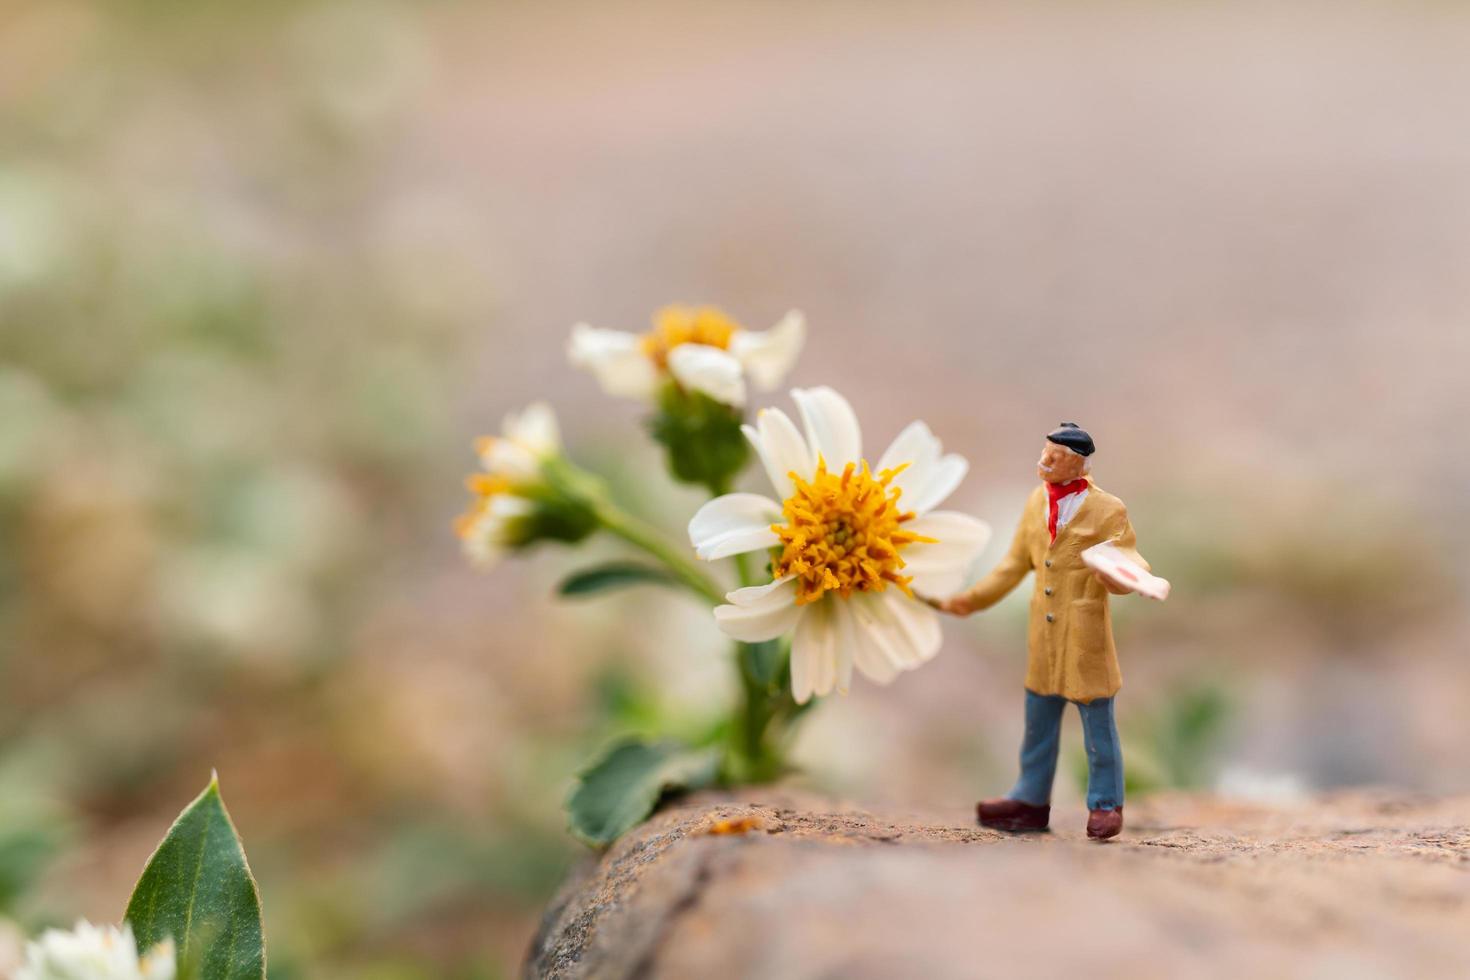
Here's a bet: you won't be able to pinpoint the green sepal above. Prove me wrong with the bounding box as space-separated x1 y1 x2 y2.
647 384 749 494
558 561 680 597
507 489 600 549
124 774 265 980
565 738 721 845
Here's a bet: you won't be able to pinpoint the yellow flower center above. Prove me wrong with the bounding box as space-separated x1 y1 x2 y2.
772 459 935 605
640 305 739 370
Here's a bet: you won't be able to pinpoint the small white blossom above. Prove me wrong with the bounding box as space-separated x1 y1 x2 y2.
18 920 175 980
457 402 601 568
569 305 805 408
456 401 565 569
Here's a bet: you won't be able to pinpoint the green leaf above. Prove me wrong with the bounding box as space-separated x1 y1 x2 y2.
558 561 679 597
125 774 265 980
566 739 720 845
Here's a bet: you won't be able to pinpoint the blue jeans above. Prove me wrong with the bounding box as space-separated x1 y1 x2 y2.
1009 690 1124 812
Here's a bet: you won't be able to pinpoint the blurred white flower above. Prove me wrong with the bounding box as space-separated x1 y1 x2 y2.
457 493 536 568
158 547 315 657
456 402 597 568
1216 767 1309 804
18 920 175 980
689 387 990 703
0 171 65 287
0 918 25 978
474 401 561 481
568 305 805 408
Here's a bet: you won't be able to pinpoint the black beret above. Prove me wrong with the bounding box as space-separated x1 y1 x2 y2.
1046 422 1095 456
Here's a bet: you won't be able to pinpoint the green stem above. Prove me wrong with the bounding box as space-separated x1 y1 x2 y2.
591 474 798 783
594 501 726 606
732 551 756 590
722 528 798 780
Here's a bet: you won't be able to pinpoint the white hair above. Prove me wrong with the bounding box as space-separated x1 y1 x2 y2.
1061 444 1092 474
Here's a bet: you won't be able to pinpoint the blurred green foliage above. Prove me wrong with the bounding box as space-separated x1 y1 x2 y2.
1135 488 1448 647
0 0 572 974
1070 682 1235 798
0 806 69 919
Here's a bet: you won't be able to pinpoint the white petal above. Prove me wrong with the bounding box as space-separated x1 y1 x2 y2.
461 541 504 570
667 343 747 407
567 323 659 399
729 310 806 389
504 401 561 456
788 607 815 704
905 453 967 515
811 610 838 699
141 939 178 980
460 496 533 568
831 598 857 694
876 422 969 515
860 591 923 669
489 493 534 521
879 588 944 667
848 593 904 684
791 385 862 469
876 420 941 508
725 573 799 608
791 600 842 704
481 438 541 482
742 407 813 500
715 602 802 644
714 576 802 642
688 493 782 560
902 511 992 595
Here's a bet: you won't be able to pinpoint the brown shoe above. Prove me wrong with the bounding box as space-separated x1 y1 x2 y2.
1086 806 1123 840
976 797 1050 832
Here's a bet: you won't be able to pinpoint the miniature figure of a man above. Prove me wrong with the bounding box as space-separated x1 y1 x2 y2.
935 423 1149 840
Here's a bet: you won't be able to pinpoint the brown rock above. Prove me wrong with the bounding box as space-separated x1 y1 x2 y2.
526 790 1470 979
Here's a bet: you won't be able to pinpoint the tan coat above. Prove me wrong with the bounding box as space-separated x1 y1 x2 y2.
961 480 1147 703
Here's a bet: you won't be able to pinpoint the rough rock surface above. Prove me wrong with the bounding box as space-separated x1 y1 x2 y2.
526 790 1470 979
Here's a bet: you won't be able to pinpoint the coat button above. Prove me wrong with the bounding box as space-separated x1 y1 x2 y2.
1045 613 1054 623
1044 559 1052 568
1044 587 1053 596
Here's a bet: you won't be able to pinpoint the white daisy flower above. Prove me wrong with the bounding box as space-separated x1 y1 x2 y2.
456 402 592 568
568 305 805 408
474 400 561 479
456 493 537 568
18 920 175 980
688 387 991 703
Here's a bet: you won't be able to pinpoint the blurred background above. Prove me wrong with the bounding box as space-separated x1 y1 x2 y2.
3 0 1469 975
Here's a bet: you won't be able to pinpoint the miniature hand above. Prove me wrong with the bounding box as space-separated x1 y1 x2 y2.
926 593 975 616
1093 570 1133 595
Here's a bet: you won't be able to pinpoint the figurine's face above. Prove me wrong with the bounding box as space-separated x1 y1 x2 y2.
1037 441 1087 484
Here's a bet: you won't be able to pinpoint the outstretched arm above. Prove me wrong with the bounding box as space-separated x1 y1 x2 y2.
933 514 1032 616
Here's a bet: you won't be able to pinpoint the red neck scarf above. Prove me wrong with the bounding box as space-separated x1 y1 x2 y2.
1045 478 1089 543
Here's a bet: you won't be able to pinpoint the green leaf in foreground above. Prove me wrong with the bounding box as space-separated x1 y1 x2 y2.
566 739 721 845
557 561 680 597
125 774 264 980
